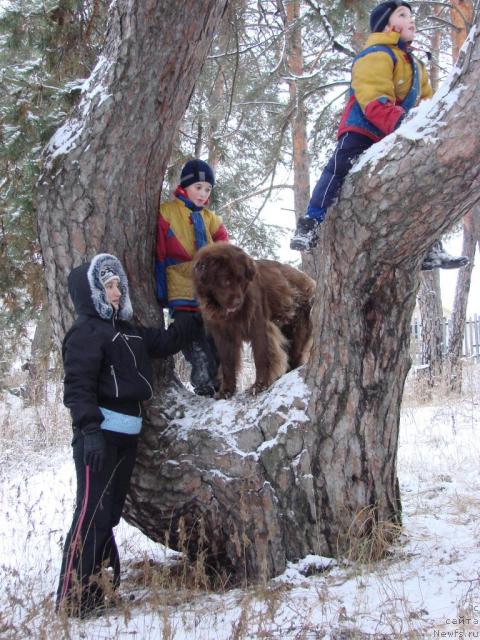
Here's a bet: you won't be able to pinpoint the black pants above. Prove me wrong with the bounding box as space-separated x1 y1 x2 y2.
56 430 138 614
176 311 219 394
309 131 373 216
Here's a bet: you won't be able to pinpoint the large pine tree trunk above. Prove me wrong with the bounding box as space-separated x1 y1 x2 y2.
38 3 480 583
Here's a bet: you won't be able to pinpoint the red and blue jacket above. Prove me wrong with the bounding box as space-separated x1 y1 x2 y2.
337 32 433 142
155 188 228 311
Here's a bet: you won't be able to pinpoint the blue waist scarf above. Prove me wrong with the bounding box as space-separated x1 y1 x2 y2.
100 407 142 435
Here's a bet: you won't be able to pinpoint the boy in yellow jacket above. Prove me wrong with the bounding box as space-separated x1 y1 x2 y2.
155 159 228 396
290 0 468 271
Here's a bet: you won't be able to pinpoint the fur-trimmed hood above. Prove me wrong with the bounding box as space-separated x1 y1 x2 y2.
68 253 133 321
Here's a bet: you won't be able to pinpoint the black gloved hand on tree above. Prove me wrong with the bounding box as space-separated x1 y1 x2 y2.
174 311 204 339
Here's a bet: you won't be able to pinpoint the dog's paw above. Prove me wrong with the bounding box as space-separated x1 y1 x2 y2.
249 382 268 396
214 389 234 400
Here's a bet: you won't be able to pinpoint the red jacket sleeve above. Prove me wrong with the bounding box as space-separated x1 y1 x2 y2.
364 98 406 136
212 223 228 242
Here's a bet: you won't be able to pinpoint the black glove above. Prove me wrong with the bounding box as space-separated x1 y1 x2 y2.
83 429 107 473
191 312 204 330
174 312 204 339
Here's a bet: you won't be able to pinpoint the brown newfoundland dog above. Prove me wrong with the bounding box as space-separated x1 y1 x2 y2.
192 243 315 398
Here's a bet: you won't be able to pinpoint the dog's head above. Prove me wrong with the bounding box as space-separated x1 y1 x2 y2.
193 243 257 316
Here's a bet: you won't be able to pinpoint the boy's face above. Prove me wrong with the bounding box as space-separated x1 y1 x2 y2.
185 181 212 207
385 6 415 42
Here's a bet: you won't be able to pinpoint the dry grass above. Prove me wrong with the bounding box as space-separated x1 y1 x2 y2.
0 369 71 477
341 507 402 566
403 356 480 407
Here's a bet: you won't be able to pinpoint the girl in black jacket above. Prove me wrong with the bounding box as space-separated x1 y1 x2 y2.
56 253 202 618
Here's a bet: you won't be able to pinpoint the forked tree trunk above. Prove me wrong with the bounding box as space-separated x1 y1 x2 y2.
37 3 480 582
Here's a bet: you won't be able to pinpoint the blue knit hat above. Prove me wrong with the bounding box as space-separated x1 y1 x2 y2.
370 1 412 32
180 159 215 188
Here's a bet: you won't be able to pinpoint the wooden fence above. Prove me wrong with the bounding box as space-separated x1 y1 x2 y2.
411 315 480 365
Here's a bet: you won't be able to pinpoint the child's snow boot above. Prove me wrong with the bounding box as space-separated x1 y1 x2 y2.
290 216 320 251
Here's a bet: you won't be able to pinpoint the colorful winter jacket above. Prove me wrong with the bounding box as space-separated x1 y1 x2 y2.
63 254 201 431
155 196 228 310
337 32 433 142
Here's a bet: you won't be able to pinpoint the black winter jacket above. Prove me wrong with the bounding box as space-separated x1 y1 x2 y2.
63 256 200 434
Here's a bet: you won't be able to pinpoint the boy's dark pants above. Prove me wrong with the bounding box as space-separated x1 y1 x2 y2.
309 132 373 215
56 430 138 615
176 310 219 395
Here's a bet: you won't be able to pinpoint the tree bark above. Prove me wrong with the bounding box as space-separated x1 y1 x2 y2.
416 7 444 388
37 3 480 583
284 0 310 217
446 0 476 392
417 270 444 387
451 0 474 60
447 207 480 391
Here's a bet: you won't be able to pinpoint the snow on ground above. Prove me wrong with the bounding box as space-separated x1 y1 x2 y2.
1 369 480 639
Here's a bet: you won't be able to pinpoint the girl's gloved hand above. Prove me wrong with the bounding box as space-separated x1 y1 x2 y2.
83 429 107 473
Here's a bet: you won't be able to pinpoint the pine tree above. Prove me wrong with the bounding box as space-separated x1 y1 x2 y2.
0 0 107 375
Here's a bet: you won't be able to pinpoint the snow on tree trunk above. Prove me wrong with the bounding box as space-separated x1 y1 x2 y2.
37 4 480 582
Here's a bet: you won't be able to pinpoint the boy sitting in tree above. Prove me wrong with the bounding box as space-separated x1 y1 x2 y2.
290 0 468 271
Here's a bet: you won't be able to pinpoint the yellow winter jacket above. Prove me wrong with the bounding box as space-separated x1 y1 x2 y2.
338 32 433 141
354 32 432 110
155 198 228 308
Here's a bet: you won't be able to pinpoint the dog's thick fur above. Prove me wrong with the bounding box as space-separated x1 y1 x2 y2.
192 243 315 398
